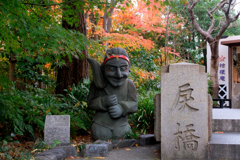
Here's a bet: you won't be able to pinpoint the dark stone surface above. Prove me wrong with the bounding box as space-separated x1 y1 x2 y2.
139 134 158 146
212 119 240 132
43 149 66 160
54 145 78 157
112 139 138 148
209 143 240 159
75 144 160 160
154 94 161 142
35 145 78 160
39 151 63 160
81 144 108 157
209 132 240 159
35 153 57 160
94 140 113 151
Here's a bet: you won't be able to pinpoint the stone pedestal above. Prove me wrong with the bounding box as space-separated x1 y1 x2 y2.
44 115 70 145
161 63 208 159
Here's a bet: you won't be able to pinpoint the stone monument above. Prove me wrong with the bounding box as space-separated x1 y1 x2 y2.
44 115 70 145
87 48 138 141
161 62 208 159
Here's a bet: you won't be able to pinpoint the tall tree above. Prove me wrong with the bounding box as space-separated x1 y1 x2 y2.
0 0 88 89
56 1 89 95
186 0 239 98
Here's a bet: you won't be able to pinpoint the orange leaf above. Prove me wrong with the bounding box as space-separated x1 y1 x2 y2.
92 157 105 159
44 63 51 69
116 147 119 150
124 148 131 150
68 156 74 159
135 144 139 147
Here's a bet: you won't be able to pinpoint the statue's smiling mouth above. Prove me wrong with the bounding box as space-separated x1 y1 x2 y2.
111 78 124 82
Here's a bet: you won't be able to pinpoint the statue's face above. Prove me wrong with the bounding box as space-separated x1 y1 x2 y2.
104 58 130 87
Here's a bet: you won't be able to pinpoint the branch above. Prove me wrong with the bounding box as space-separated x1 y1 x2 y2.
207 11 215 34
230 1 240 12
221 0 229 14
210 0 226 14
189 0 200 10
212 18 223 33
187 0 213 42
216 0 239 38
226 0 232 15
235 12 240 19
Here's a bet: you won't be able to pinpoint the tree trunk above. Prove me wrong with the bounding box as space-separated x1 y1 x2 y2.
9 53 17 82
102 7 115 48
209 40 219 98
203 48 207 72
89 13 99 41
56 56 74 94
56 4 88 95
164 7 170 65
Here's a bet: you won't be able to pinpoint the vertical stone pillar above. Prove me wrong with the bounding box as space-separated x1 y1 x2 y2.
154 94 161 141
161 62 208 159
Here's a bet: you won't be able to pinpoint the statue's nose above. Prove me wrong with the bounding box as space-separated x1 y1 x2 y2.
116 68 122 78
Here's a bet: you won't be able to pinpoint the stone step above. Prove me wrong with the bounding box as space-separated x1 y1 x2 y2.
212 109 240 132
209 132 240 160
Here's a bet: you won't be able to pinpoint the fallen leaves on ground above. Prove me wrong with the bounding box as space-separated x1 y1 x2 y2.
135 143 139 147
124 148 131 150
214 131 224 133
68 156 75 159
92 157 105 159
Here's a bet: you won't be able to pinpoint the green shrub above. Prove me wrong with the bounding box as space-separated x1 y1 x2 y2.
61 79 93 137
0 75 34 141
208 74 214 95
0 75 92 141
128 47 158 72
129 90 159 134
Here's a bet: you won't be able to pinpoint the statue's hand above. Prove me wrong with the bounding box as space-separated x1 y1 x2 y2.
108 105 123 118
105 95 118 107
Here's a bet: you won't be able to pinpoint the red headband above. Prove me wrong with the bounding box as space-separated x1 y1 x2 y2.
103 55 130 65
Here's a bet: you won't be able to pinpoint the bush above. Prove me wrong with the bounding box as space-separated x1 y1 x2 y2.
0 75 92 141
61 79 93 137
129 66 161 92
129 90 159 134
0 76 34 141
127 47 161 92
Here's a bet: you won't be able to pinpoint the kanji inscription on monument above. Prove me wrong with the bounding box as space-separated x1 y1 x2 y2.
172 83 199 112
173 123 200 151
161 63 208 160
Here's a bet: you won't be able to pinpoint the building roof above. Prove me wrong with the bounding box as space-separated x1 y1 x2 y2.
221 35 240 46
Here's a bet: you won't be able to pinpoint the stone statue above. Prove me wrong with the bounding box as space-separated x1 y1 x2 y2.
87 47 138 140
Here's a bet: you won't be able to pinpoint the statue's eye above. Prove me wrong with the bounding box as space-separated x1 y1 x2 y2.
120 66 128 71
108 66 116 71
